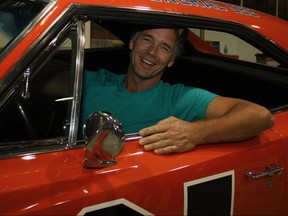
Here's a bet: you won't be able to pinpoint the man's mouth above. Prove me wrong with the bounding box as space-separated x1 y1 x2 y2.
141 57 155 66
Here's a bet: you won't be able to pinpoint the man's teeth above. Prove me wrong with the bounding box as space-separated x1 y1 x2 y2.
143 58 154 65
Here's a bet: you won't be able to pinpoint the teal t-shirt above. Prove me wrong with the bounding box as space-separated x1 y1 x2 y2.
81 69 218 134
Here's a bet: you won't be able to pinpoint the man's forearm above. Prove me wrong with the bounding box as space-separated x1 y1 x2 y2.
191 103 275 145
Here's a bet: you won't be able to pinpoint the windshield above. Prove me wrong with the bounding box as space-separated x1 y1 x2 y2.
0 0 49 54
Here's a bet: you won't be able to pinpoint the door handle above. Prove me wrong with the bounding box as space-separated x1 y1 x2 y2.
245 164 284 179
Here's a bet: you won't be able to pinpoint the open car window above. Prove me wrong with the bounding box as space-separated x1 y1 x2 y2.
80 17 288 114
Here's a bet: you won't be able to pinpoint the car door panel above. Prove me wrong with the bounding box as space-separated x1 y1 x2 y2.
0 124 285 215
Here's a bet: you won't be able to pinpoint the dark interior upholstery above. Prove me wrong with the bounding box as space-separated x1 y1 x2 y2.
163 56 288 109
84 47 130 74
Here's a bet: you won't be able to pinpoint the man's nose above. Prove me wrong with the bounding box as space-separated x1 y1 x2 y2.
146 43 158 55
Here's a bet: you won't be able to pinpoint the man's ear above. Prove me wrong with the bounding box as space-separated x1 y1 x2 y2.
167 59 175 68
129 39 134 50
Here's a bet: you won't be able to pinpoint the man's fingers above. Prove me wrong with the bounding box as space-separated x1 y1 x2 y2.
154 145 178 154
139 124 169 137
139 116 179 137
141 138 175 153
139 132 165 146
139 134 191 154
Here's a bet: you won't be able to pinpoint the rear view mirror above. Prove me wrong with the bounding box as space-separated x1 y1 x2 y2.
83 111 125 169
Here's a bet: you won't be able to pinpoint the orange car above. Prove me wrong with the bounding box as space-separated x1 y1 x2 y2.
0 0 288 215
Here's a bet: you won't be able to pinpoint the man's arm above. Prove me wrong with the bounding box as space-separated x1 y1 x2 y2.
138 96 275 154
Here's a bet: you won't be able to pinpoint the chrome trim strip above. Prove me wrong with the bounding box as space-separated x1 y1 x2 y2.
67 20 85 147
270 104 288 114
125 133 142 141
0 139 85 160
0 0 58 63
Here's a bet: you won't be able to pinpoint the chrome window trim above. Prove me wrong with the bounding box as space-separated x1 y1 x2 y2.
67 20 85 147
0 0 58 63
0 139 86 160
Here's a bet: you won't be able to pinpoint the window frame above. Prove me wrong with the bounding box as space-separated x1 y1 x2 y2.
0 19 86 159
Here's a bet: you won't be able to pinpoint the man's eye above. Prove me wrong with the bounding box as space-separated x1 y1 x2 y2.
161 45 170 53
142 36 152 43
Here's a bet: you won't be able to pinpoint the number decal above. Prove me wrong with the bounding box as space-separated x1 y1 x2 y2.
78 171 234 215
184 170 235 215
77 198 154 216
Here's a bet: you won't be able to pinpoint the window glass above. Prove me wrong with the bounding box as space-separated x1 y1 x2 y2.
0 37 75 143
0 0 48 52
188 28 281 67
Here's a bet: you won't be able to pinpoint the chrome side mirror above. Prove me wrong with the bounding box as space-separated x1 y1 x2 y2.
83 111 125 169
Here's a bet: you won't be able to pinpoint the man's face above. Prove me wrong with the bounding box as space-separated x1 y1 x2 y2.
129 28 178 80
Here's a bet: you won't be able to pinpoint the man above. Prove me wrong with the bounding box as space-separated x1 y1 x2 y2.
82 27 274 155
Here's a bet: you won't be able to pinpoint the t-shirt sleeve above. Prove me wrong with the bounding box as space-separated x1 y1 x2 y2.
169 84 218 121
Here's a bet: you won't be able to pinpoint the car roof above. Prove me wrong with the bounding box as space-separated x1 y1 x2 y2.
54 0 288 50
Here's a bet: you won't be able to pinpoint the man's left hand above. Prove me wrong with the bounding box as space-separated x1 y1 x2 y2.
138 116 197 154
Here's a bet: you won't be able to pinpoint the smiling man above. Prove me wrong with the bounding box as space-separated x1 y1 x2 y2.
81 27 274 154
125 28 178 91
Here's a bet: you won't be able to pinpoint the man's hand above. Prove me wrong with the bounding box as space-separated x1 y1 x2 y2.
138 116 197 154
